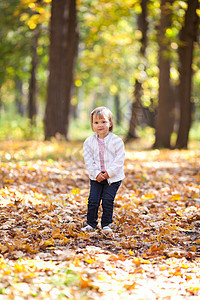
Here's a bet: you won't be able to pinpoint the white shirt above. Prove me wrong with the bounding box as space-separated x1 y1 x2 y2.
83 132 125 184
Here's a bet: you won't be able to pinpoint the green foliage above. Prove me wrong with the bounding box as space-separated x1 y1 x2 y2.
76 0 139 100
0 0 199 144
1 108 199 148
50 269 81 287
0 0 50 112
69 118 92 141
0 111 44 140
189 122 200 141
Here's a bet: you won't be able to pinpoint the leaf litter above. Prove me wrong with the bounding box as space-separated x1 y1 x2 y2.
0 140 200 299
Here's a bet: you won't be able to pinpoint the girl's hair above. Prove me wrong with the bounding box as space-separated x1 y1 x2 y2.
90 106 114 132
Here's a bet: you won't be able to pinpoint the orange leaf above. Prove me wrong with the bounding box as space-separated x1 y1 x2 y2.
80 277 91 288
52 228 61 238
23 244 39 253
125 282 136 290
190 245 196 252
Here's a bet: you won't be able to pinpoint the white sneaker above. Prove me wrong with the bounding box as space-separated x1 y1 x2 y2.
81 224 94 232
102 225 113 233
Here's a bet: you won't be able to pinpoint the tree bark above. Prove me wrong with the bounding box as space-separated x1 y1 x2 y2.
139 0 148 56
44 0 78 140
15 77 24 116
154 0 174 148
175 0 198 149
126 0 148 141
28 28 39 124
115 93 121 125
127 80 142 140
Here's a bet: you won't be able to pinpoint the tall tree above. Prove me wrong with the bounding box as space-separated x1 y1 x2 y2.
28 28 39 124
114 93 121 125
126 0 148 140
44 0 78 140
175 0 199 149
15 77 24 116
154 0 174 148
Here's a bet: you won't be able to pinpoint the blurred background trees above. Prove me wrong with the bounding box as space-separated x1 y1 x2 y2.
0 0 199 148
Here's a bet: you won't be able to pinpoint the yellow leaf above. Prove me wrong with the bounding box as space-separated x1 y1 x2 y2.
14 264 25 272
169 271 182 276
3 269 12 275
85 258 96 264
60 237 70 243
141 259 151 264
170 194 181 201
181 264 189 269
71 188 80 195
132 257 141 266
176 210 184 217
187 287 200 295
129 249 134 255
20 13 29 22
45 238 54 247
157 233 162 242
74 259 80 267
96 273 107 280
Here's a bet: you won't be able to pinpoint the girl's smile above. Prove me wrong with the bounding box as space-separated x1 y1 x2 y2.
92 115 110 138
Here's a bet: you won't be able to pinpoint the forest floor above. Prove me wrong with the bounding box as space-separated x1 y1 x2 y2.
0 139 200 299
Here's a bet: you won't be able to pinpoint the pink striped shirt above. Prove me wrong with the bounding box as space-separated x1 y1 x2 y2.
97 137 105 170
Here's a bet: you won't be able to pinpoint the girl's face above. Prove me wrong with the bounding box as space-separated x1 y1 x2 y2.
92 114 111 138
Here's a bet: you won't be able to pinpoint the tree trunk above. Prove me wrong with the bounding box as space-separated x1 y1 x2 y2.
15 77 25 116
175 0 198 149
139 0 148 56
154 0 174 149
28 28 39 124
44 0 78 140
127 80 142 140
126 0 148 140
115 93 121 125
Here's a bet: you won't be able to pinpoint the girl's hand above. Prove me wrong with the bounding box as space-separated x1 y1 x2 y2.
96 172 105 182
96 171 109 182
96 170 109 182
101 170 109 179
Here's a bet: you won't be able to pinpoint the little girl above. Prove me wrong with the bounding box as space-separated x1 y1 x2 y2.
82 106 125 234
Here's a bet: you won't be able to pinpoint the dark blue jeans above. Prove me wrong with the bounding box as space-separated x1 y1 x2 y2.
87 179 121 228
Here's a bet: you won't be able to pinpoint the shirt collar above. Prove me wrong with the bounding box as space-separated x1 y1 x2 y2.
95 132 111 141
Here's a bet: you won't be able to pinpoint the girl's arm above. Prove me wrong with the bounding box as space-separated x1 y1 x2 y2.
106 138 125 178
83 139 101 179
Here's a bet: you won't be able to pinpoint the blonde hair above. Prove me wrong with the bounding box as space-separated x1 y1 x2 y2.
90 106 114 132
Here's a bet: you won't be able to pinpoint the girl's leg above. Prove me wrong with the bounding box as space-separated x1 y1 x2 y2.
101 181 121 228
87 180 103 228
